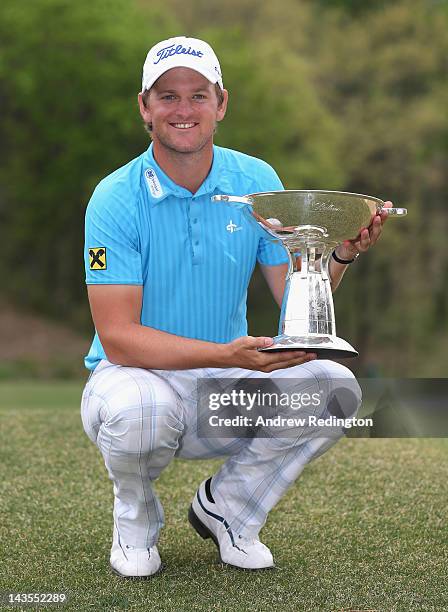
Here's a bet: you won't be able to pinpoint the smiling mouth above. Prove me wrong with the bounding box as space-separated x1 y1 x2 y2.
170 123 197 129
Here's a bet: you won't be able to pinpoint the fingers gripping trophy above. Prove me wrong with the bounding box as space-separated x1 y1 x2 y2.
212 190 407 358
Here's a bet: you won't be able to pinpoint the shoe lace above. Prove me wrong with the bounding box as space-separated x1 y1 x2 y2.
125 544 152 553
237 534 259 546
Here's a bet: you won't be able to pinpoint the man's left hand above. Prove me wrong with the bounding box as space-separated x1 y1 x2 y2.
334 200 392 260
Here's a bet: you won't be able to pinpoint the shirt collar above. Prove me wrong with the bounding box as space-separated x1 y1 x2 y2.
142 143 234 204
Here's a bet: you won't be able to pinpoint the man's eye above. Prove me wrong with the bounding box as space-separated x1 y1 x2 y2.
193 94 206 100
161 95 176 100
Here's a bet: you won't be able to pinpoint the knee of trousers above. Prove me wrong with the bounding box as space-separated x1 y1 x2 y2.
308 360 362 421
81 367 185 458
270 360 362 441
274 359 362 420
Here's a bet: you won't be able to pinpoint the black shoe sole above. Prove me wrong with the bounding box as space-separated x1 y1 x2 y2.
188 504 220 549
188 505 276 572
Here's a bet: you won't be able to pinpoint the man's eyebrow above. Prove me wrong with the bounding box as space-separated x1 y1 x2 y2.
155 89 177 94
155 87 209 94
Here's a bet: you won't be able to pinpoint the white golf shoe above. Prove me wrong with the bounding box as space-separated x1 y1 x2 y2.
110 525 162 578
189 478 274 570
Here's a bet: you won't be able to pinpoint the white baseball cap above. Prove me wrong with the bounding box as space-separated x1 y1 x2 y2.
141 36 223 93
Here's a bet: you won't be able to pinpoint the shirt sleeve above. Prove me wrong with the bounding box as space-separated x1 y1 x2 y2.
257 236 289 266
84 185 143 285
254 163 289 266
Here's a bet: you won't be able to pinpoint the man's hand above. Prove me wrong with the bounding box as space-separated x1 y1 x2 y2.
226 336 317 373
334 200 393 261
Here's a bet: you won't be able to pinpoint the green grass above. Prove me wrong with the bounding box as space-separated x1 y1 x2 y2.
0 382 447 612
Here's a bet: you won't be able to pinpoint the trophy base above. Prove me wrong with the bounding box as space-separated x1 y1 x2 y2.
260 334 358 359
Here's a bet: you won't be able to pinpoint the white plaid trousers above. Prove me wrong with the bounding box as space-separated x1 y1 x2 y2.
81 359 361 547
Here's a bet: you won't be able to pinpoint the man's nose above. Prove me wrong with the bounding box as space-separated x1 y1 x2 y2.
174 98 194 117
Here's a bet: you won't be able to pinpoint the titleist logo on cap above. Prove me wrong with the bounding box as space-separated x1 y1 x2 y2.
154 44 204 65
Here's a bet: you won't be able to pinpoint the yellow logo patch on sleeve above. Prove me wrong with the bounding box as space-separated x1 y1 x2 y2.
89 247 107 270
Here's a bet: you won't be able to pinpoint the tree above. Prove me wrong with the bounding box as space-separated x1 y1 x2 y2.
0 0 177 325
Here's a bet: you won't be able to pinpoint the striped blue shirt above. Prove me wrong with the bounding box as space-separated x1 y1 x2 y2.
84 144 287 370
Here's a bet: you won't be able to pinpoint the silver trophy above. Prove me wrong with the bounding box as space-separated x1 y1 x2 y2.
212 190 407 358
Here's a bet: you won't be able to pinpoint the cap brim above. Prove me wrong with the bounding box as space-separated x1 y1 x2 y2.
141 57 223 93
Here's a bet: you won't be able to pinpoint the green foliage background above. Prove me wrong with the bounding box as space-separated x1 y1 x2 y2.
0 0 447 376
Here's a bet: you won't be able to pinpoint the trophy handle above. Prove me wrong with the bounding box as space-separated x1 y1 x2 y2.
211 195 252 205
378 207 407 216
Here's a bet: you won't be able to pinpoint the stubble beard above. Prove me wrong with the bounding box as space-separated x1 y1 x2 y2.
152 123 216 158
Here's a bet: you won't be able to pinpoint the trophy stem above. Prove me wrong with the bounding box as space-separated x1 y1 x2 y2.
280 245 335 338
266 240 358 357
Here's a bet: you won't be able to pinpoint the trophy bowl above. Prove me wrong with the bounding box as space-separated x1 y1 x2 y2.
212 190 407 358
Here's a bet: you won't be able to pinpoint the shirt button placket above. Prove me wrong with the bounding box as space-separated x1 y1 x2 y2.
190 199 202 264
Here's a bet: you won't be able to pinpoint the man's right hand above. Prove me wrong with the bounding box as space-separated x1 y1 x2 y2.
225 336 317 373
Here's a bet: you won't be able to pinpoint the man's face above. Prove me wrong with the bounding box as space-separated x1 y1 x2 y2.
138 67 228 155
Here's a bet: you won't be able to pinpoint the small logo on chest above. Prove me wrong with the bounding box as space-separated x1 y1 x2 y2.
144 167 163 198
226 219 242 233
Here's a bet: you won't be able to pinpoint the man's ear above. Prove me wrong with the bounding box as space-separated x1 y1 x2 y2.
138 92 152 123
217 88 229 123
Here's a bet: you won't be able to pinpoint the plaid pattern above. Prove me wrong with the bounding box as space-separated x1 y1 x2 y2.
81 359 361 546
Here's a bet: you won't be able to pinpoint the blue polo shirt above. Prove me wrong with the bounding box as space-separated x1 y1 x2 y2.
84 144 287 370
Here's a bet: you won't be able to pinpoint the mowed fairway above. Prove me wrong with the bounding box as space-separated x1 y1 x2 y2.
0 382 447 612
